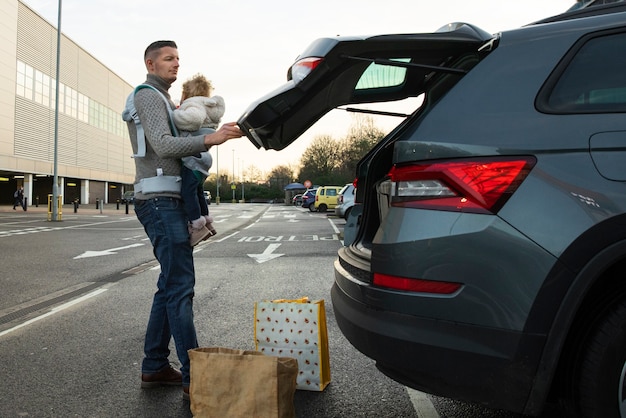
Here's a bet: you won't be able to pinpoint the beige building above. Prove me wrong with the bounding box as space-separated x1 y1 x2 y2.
0 0 134 207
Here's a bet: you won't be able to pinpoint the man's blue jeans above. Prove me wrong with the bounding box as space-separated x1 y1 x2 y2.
134 197 198 386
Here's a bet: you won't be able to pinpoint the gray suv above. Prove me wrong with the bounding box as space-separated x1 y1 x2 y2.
238 3 626 416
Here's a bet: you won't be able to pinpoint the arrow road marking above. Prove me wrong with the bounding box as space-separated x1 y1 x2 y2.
247 243 284 263
74 243 144 259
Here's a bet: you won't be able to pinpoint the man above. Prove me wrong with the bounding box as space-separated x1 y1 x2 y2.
13 186 24 210
125 40 242 400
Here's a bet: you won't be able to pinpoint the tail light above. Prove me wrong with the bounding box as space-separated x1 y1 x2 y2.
288 57 323 83
387 157 535 214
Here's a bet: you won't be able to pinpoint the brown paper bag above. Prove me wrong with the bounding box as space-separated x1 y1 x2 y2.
254 298 331 391
188 347 298 418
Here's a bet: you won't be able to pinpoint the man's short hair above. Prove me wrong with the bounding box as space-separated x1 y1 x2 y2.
144 40 177 61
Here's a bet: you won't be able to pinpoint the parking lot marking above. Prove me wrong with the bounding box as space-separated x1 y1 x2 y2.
0 288 108 338
73 243 144 259
0 226 58 237
237 235 339 242
407 389 440 418
247 243 284 263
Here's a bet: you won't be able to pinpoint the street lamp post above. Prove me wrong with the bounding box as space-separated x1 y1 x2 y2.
215 146 220 204
232 149 236 203
51 0 62 222
241 159 245 203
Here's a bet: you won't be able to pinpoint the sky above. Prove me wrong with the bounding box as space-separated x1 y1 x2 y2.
22 0 575 178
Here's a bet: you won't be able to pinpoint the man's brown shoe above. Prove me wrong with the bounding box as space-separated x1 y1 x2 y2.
141 365 182 388
183 386 190 401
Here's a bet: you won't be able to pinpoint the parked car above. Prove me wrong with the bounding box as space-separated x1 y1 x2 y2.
335 183 356 219
300 189 318 209
203 190 212 205
121 190 134 204
292 193 303 206
238 4 626 417
312 186 342 212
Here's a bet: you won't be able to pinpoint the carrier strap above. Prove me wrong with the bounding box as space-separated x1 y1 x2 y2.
122 84 179 158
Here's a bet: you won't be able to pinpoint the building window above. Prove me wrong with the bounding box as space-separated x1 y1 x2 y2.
15 59 127 138
58 83 65 113
16 61 34 100
77 93 89 122
33 71 51 106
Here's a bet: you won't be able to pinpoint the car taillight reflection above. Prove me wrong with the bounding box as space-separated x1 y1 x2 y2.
387 157 536 214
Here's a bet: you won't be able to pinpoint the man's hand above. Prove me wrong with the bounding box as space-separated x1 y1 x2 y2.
204 122 243 147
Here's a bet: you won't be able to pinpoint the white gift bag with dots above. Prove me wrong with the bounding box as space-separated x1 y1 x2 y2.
254 297 331 391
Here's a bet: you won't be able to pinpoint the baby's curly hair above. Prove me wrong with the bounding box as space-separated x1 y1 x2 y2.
182 73 213 99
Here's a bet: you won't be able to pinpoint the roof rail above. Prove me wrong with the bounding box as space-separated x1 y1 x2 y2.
532 1 626 24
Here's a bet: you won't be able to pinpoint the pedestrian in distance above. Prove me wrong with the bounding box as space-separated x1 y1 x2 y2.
12 186 24 210
173 73 224 246
124 40 243 401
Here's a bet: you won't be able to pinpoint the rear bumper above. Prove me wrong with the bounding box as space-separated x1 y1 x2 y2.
331 258 547 414
335 202 354 217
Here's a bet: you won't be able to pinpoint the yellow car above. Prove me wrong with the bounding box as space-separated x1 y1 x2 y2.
312 186 343 212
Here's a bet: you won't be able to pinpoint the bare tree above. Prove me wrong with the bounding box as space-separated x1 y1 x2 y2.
267 165 295 191
337 114 386 182
298 134 340 185
295 115 386 185
244 164 264 183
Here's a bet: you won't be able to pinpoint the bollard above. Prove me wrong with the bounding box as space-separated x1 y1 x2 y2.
74 200 78 213
23 197 27 211
116 199 120 210
125 201 129 215
96 198 99 210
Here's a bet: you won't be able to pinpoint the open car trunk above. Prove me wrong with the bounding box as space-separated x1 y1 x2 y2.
237 23 494 151
237 22 495 261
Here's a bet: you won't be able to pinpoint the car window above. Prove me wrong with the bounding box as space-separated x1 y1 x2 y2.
540 31 626 113
355 59 410 91
567 0 626 11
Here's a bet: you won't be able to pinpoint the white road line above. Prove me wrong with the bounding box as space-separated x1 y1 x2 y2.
0 218 138 238
327 217 340 234
407 388 440 418
0 288 108 338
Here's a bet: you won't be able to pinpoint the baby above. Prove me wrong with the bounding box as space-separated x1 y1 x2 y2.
173 73 225 246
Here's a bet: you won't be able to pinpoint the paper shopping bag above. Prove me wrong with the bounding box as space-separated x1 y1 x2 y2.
188 347 298 418
254 298 331 391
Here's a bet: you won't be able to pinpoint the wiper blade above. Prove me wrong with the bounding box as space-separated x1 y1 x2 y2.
341 55 467 75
